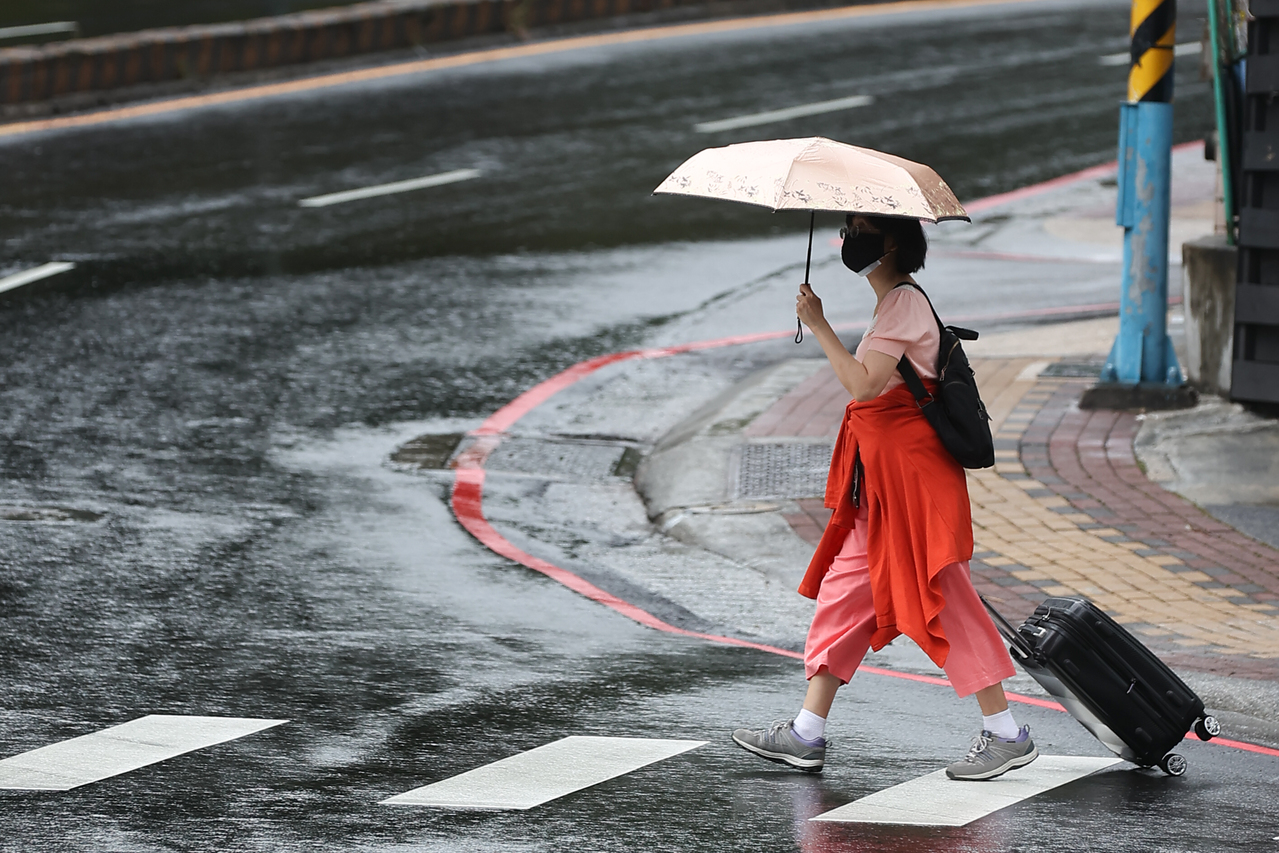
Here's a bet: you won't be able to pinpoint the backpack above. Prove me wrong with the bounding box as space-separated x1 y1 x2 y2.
890 283 995 469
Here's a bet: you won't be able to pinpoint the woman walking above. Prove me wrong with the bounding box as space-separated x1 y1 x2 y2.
731 214 1038 781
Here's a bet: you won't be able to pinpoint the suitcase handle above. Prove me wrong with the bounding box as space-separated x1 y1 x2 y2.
980 594 1037 660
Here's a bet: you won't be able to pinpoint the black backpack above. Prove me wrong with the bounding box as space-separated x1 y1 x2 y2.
891 284 995 469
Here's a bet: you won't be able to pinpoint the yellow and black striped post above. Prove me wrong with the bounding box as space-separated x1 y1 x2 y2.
1127 0 1176 103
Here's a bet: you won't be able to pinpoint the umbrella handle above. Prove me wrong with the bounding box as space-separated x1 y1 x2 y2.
796 211 815 344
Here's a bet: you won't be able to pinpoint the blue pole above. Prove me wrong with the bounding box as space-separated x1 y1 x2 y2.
1100 0 1182 387
1103 102 1182 384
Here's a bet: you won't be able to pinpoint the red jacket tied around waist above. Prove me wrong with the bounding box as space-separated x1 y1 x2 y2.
797 383 973 668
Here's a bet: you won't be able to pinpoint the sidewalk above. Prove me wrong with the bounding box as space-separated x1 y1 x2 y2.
403 142 1279 741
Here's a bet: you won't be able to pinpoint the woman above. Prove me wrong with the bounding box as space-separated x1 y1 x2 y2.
731 214 1038 781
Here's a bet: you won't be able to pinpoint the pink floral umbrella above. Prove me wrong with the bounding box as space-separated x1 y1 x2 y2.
654 137 970 340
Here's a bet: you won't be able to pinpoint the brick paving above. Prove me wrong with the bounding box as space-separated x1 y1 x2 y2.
752 357 1279 679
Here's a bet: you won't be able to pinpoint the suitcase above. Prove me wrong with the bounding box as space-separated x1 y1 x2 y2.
982 595 1220 776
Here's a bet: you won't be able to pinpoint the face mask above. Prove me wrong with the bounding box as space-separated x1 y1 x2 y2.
841 230 886 276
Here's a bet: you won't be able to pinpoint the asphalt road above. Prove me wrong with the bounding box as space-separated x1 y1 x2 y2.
3 0 1270 850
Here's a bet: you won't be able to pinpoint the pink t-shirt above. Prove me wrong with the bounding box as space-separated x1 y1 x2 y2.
854 284 939 395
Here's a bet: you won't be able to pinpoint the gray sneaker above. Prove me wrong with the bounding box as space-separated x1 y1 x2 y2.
946 725 1038 780
732 720 826 772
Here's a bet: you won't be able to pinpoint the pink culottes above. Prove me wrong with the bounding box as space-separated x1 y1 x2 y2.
804 505 1015 698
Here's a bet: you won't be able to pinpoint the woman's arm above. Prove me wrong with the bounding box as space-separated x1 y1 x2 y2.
797 284 899 402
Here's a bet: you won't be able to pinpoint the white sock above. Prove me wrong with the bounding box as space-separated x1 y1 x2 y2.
982 709 1020 740
793 708 826 742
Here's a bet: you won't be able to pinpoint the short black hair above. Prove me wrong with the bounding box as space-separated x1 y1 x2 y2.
860 215 928 274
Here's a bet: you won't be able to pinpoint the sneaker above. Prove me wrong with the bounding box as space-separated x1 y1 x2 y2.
731 720 826 772
945 725 1038 781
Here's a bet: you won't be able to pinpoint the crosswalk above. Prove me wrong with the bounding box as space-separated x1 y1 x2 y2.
0 717 1125 826
0 715 286 791
382 736 705 810
812 756 1122 826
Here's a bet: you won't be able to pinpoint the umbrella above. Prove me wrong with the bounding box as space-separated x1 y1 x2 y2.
653 136 970 341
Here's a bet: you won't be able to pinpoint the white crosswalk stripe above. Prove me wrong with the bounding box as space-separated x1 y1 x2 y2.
0 715 288 791
382 735 706 810
0 261 75 295
811 755 1122 826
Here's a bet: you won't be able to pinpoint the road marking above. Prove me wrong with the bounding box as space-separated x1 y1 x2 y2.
694 95 873 133
811 755 1121 826
0 715 288 791
382 735 705 810
0 0 1046 140
0 22 77 42
0 261 75 295
1098 42 1201 66
298 168 481 208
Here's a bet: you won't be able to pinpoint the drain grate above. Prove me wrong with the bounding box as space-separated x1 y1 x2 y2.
733 442 832 500
485 439 627 482
1041 360 1105 378
391 433 465 469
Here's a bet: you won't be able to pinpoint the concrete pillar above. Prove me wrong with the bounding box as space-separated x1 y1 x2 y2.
1182 235 1237 396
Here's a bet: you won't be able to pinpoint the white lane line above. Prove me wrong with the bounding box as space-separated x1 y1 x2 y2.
694 95 873 133
0 22 78 41
0 715 288 791
0 261 75 295
1098 42 1202 66
382 735 706 810
298 168 481 208
811 755 1122 826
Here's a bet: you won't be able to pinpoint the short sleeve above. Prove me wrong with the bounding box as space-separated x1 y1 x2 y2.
864 287 934 361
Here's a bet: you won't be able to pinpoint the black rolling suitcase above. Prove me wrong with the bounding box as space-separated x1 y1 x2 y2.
982 595 1220 776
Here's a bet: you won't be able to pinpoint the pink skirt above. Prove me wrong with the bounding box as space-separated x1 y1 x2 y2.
803 505 1015 698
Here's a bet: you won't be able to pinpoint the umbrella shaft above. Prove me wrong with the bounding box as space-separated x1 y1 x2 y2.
804 211 814 283
797 212 815 344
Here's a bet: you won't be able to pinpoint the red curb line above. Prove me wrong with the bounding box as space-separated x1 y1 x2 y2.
963 139 1204 215
446 154 1279 758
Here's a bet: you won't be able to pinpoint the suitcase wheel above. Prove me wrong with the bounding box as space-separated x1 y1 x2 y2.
1158 753 1188 776
1193 715 1221 741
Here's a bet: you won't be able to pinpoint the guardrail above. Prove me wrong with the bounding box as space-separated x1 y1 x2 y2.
0 0 797 106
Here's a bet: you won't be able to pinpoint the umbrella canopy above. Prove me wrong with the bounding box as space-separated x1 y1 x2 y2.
653 137 969 222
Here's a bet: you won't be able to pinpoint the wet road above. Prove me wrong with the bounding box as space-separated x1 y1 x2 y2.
4 0 1271 850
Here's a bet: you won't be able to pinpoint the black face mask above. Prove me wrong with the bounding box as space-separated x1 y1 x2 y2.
841 230 886 276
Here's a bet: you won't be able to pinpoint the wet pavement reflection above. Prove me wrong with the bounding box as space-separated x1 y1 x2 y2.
1 0 1259 849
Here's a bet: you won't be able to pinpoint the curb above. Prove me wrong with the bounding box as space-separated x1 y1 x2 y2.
0 0 883 108
445 322 1279 758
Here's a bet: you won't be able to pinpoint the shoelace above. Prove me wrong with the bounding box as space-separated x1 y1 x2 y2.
764 719 830 748
766 720 791 742
962 732 992 762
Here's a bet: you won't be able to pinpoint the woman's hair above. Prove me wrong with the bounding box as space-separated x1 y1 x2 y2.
863 215 927 274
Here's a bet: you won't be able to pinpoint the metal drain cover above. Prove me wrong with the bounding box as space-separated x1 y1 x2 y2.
1041 360 1105 378
733 442 832 499
391 433 465 469
485 439 627 482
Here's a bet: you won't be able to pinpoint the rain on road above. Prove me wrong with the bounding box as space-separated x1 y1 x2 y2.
3 0 1270 850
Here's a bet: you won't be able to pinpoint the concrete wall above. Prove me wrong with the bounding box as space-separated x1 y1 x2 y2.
1182 234 1238 396
0 0 851 107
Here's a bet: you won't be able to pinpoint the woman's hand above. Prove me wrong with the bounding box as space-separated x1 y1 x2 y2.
795 282 897 401
796 283 826 331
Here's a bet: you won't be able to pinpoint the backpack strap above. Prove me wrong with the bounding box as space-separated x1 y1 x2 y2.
892 281 945 335
896 354 934 408
888 282 937 408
